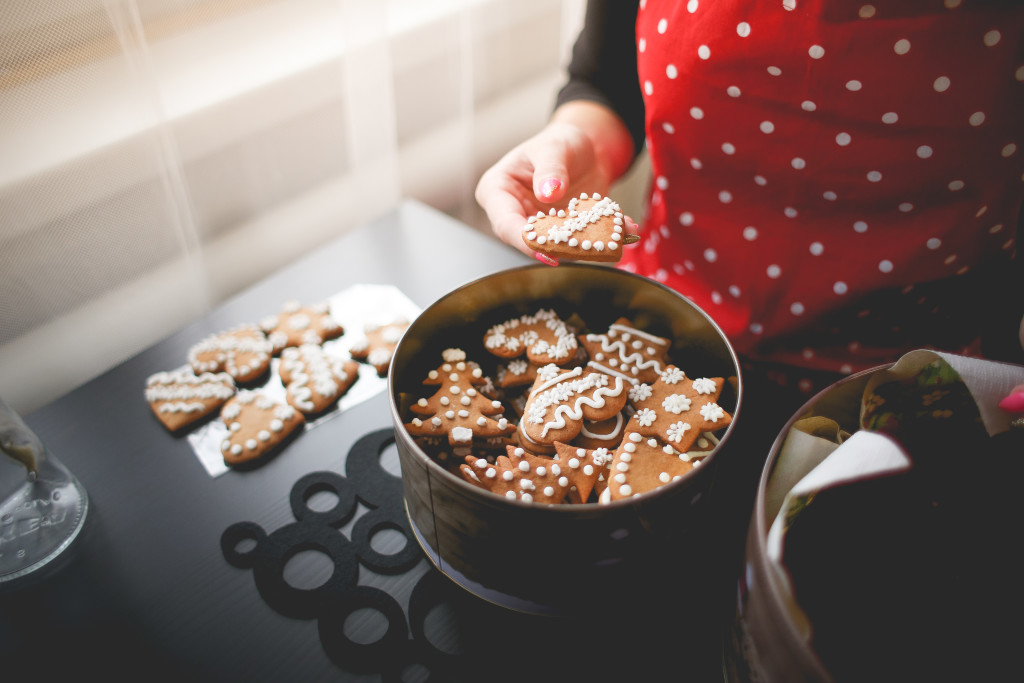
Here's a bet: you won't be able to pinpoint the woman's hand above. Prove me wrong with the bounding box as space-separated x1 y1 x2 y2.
475 101 639 262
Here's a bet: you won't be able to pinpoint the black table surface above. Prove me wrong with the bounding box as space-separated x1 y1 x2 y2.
2 200 752 682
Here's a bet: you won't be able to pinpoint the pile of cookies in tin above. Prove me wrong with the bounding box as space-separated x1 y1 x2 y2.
143 300 407 468
401 308 734 504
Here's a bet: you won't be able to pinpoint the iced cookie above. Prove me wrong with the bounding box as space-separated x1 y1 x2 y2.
404 348 516 447
518 363 629 449
483 308 578 365
551 441 614 504
189 324 274 384
603 432 703 501
260 300 343 353
349 320 409 376
278 344 360 415
145 369 236 432
219 390 305 468
579 318 672 386
628 366 732 453
459 447 572 505
522 193 636 263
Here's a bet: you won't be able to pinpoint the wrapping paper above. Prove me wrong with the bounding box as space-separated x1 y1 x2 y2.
762 350 1024 644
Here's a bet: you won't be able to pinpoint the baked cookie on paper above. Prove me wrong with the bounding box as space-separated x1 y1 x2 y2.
349 320 409 377
188 324 274 384
260 300 343 353
522 193 637 263
278 344 360 416
145 369 236 432
219 390 305 468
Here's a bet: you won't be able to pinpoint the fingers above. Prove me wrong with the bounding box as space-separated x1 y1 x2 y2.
1000 385 1024 413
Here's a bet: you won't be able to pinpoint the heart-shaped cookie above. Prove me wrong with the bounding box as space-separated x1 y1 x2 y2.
522 193 634 263
145 369 236 432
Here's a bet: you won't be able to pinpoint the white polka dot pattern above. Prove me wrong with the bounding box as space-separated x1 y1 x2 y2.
622 0 1023 384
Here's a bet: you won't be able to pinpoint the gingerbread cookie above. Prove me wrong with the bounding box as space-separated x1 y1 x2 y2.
603 431 703 501
189 324 273 384
579 318 672 386
459 446 573 504
518 363 629 450
219 390 305 467
551 441 614 504
628 366 732 453
571 412 628 450
522 193 636 263
483 308 578 365
145 369 236 432
496 358 542 389
404 348 515 446
260 300 343 353
278 344 360 415
349 320 409 376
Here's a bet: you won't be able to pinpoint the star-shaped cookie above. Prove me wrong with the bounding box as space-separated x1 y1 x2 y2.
627 366 732 452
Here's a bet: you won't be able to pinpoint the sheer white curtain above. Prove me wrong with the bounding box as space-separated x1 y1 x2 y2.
0 0 591 414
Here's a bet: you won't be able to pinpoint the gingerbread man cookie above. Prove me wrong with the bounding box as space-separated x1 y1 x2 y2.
189 324 274 384
404 348 515 446
628 366 732 453
145 369 236 432
349 320 409 377
522 193 636 263
579 318 672 386
219 390 305 467
518 363 629 449
278 344 360 415
483 308 578 366
260 300 343 353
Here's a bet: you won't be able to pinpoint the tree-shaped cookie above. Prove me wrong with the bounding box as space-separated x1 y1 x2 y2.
518 363 629 449
522 193 634 263
278 344 360 415
627 366 732 453
349 320 409 376
404 348 515 446
579 318 672 386
260 300 343 353
483 308 578 366
189 324 274 384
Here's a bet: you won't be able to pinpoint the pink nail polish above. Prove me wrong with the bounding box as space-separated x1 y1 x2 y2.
998 390 1024 413
533 251 559 267
540 178 561 200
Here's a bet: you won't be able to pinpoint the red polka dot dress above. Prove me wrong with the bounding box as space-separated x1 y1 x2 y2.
619 0 1023 391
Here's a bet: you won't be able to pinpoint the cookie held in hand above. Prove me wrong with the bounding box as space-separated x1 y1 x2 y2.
522 193 637 264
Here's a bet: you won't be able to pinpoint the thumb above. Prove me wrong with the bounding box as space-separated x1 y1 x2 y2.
533 163 569 204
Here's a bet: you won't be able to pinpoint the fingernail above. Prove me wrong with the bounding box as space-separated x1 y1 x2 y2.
540 178 562 200
998 390 1024 413
533 251 559 267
